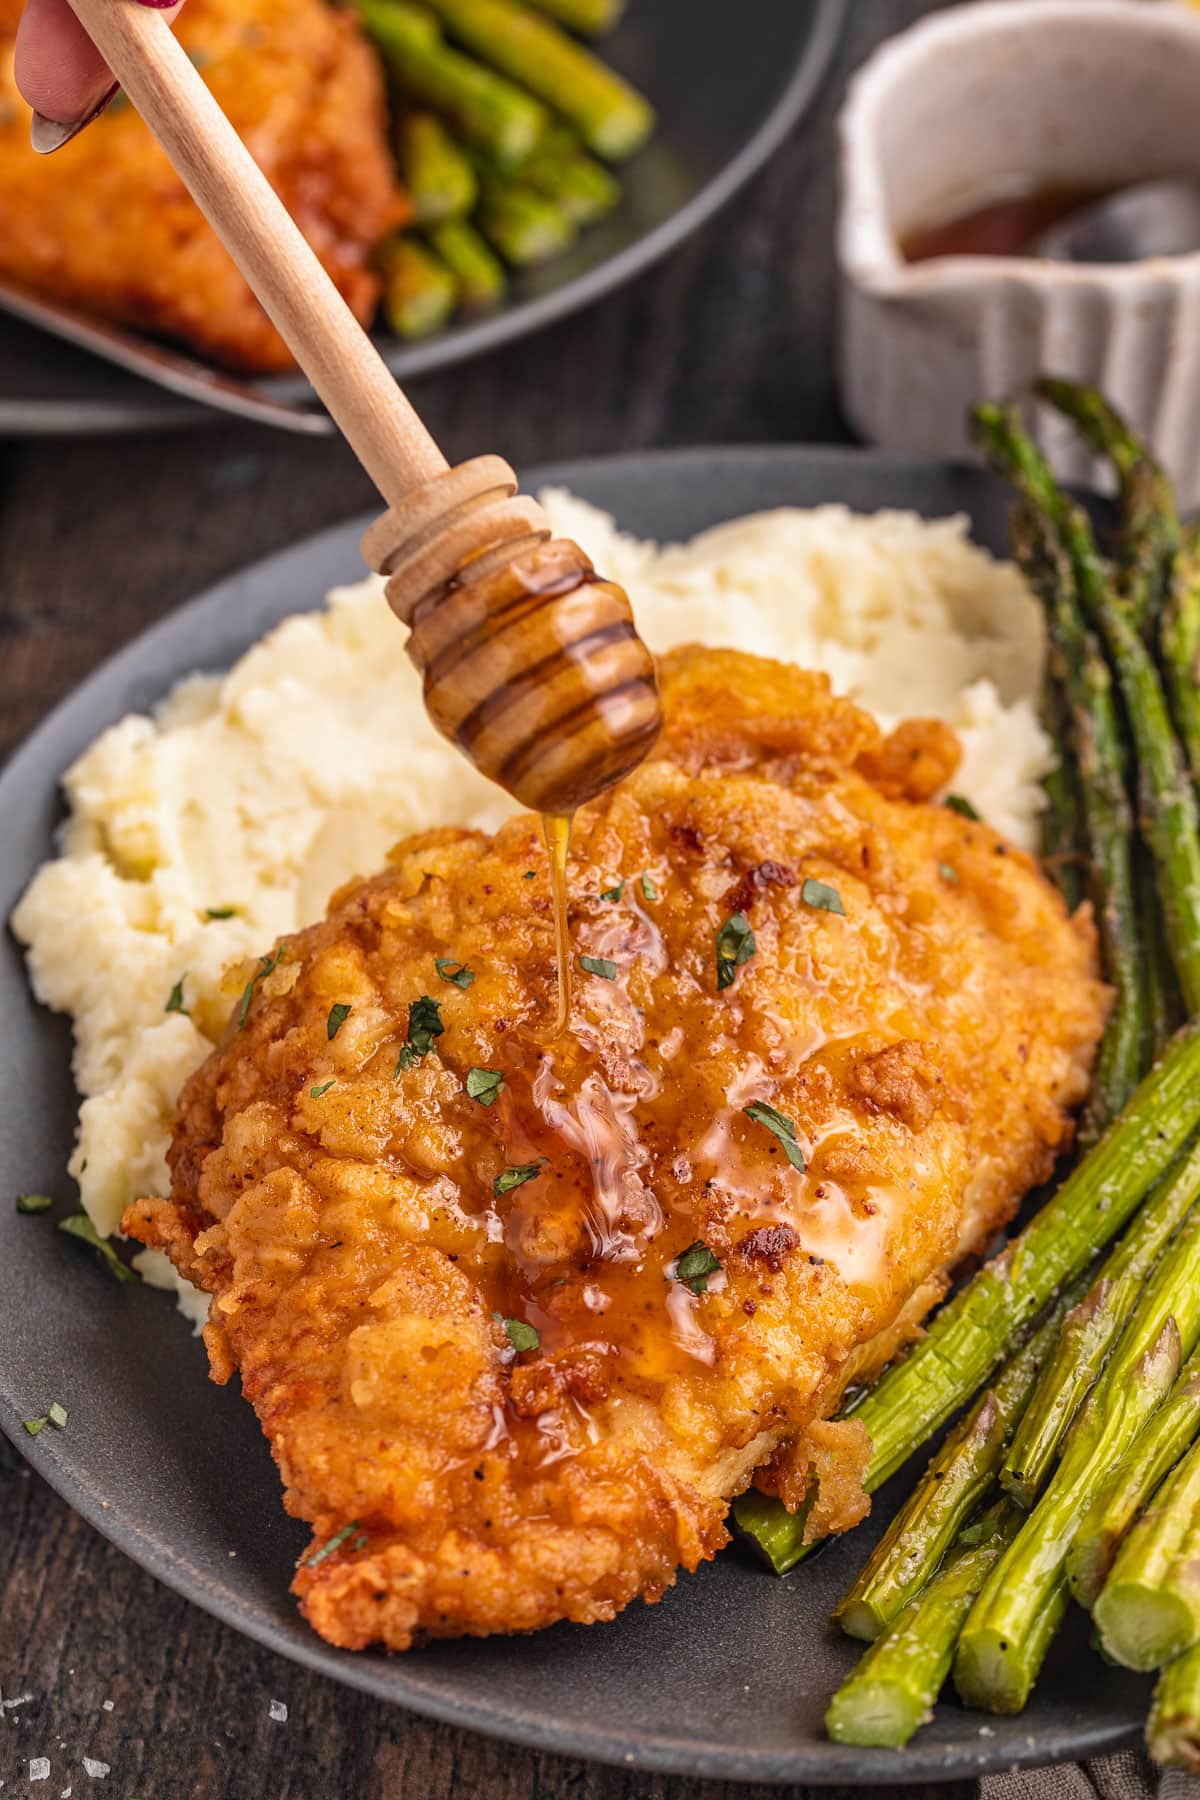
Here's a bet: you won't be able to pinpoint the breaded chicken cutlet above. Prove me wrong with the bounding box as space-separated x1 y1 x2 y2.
125 648 1108 1651
0 0 404 372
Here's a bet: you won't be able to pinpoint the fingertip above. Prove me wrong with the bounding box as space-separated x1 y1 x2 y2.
14 0 113 124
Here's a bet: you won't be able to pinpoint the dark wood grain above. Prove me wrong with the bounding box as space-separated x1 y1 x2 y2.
0 5 975 1796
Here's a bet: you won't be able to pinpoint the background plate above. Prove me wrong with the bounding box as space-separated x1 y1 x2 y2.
0 0 842 436
0 448 1150 1784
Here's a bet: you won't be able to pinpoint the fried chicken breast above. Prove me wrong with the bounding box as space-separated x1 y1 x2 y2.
0 0 404 371
124 649 1108 1650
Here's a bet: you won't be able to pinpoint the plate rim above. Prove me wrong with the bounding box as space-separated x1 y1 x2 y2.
0 443 1144 1784
0 0 845 436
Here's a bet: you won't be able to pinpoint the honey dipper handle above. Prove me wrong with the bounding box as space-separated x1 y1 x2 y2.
60 0 446 506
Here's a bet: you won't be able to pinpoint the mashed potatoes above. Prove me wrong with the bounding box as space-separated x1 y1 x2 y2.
11 494 1048 1320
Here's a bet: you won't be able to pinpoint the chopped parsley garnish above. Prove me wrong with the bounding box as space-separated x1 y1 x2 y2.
435 957 475 990
350 1532 369 1554
502 1317 540 1352
326 1002 351 1041
466 1067 504 1107
310 1080 336 1099
579 954 617 980
237 947 283 1030
164 976 188 1016
716 912 756 990
599 882 625 903
744 1101 806 1173
524 870 536 880
25 1400 68 1437
673 1241 721 1294
801 878 845 917
305 1520 360 1568
944 793 980 821
58 1212 139 1283
494 1161 543 1197
205 906 236 920
640 873 658 902
394 995 445 1074
16 1194 53 1215
939 863 960 885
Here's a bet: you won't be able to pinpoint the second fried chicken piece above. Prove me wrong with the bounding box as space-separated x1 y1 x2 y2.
0 0 405 371
126 648 1107 1651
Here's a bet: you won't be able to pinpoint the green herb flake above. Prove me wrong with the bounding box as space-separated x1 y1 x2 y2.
944 793 981 822
466 1067 505 1106
435 957 475 990
494 1161 543 1197
579 954 618 980
801 878 845 917
640 873 658 902
407 995 444 1056
305 1519 360 1568
58 1212 139 1283
599 882 625 903
237 947 283 1030
165 975 189 1015
744 1101 806 1173
524 870 536 880
326 1002 352 1041
716 912 756 990
47 1401 68 1429
310 1080 336 1099
205 906 236 920
16 1194 53 1215
23 1415 46 1436
350 1532 369 1554
673 1241 721 1295
939 863 960 885
503 1317 541 1352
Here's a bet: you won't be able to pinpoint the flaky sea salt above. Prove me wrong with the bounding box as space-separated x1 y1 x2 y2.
81 1760 108 1780
29 1761 49 1782
268 1699 288 1723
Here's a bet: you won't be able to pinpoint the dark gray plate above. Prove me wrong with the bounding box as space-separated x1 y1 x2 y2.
0 448 1150 1784
0 0 842 437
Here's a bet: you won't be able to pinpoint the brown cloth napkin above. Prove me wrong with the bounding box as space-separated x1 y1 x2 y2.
981 1746 1200 1798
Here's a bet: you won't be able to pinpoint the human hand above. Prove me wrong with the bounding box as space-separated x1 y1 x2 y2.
15 0 186 152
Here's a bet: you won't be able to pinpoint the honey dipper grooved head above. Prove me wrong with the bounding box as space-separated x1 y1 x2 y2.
365 461 663 813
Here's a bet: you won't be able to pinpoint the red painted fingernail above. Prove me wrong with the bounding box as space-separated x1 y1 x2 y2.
30 82 120 155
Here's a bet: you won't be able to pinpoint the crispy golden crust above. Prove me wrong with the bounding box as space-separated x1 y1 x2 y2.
124 648 1108 1650
0 0 404 371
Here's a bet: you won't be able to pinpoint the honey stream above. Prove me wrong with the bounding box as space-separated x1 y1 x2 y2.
540 811 573 1042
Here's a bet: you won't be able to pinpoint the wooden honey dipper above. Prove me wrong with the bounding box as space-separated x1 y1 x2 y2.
58 0 662 818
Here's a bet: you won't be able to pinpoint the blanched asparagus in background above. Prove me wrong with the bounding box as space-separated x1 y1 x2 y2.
426 217 506 310
422 0 654 158
519 127 621 224
1002 1150 1200 1509
523 0 627 34
396 111 478 224
360 0 548 167
954 1138 1200 1713
734 1023 1200 1573
475 166 576 263
1009 499 1145 1137
379 234 458 337
1162 526 1200 792
836 1304 1070 1643
1070 1344 1200 1607
1095 1433 1200 1670
826 1505 1021 1749
1149 1642 1200 1772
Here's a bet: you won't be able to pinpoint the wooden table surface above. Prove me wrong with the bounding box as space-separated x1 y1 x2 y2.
0 4 983 1796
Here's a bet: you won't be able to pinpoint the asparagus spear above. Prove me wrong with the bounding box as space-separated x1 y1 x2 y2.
1009 501 1145 1136
379 234 458 338
520 130 621 225
1034 377 1179 637
1161 525 1200 792
826 1504 1021 1749
835 1302 1071 1642
734 1022 1200 1573
1140 847 1182 1065
358 1 548 167
475 168 576 264
422 0 654 159
1148 1641 1200 1771
425 218 506 310
523 0 627 34
974 404 1200 1017
1070 1343 1200 1607
954 1138 1200 1712
1002 1149 1200 1509
1095 1432 1200 1670
1039 674 1085 917
396 111 478 224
